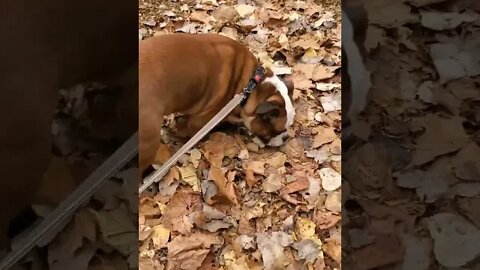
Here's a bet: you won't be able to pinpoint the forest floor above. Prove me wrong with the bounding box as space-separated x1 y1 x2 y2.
138 0 342 269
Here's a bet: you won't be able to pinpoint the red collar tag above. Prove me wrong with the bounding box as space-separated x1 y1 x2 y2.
254 74 262 83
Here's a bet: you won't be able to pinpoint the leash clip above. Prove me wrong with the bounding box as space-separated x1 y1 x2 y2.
241 66 265 103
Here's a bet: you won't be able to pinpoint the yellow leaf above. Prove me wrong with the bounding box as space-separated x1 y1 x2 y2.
303 48 317 58
178 166 200 191
189 149 202 168
151 224 170 249
224 249 250 270
295 217 322 246
156 202 167 215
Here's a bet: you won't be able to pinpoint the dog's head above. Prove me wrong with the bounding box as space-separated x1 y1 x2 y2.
241 68 295 146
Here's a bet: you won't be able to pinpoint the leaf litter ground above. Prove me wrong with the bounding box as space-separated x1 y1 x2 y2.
343 0 480 269
139 0 342 269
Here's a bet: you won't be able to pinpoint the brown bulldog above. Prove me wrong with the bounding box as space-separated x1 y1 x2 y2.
139 33 296 173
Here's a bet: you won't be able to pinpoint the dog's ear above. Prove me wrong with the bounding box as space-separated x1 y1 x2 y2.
255 101 279 114
258 94 286 117
243 82 277 116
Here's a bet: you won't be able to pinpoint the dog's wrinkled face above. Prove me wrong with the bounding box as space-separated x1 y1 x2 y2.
241 69 295 145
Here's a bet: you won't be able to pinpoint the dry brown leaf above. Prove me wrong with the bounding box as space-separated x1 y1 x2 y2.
203 132 227 167
292 239 321 264
427 213 480 267
48 244 96 270
256 231 294 270
412 115 470 165
211 6 237 21
167 232 223 270
244 161 266 187
451 142 480 181
139 258 164 270
235 4 255 18
190 11 211 24
312 127 337 148
324 191 341 212
161 191 202 233
352 234 404 270
314 211 341 230
262 173 284 193
265 152 287 168
280 176 309 195
367 2 419 27
209 166 238 205
323 239 340 264
312 65 337 81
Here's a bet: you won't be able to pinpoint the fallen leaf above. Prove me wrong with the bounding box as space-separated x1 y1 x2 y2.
292 239 320 263
421 11 478 31
324 191 341 212
167 232 223 270
312 65 337 81
235 4 256 18
368 2 419 27
451 142 480 181
189 149 202 168
262 173 284 193
256 231 294 270
429 37 480 83
458 197 480 227
280 176 309 194
312 127 337 148
352 234 404 270
235 235 256 250
223 248 250 270
94 204 137 257
202 0 218 6
161 191 202 233
265 152 287 168
209 166 238 205
316 83 340 91
412 115 469 165
314 211 341 230
294 217 317 241
178 165 200 192
396 158 458 203
400 234 431 270
212 6 237 21
306 147 331 164
319 168 341 191
319 92 341 113
245 161 266 187
427 212 480 267
301 177 321 207
151 224 170 249
48 244 96 270
323 239 340 264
